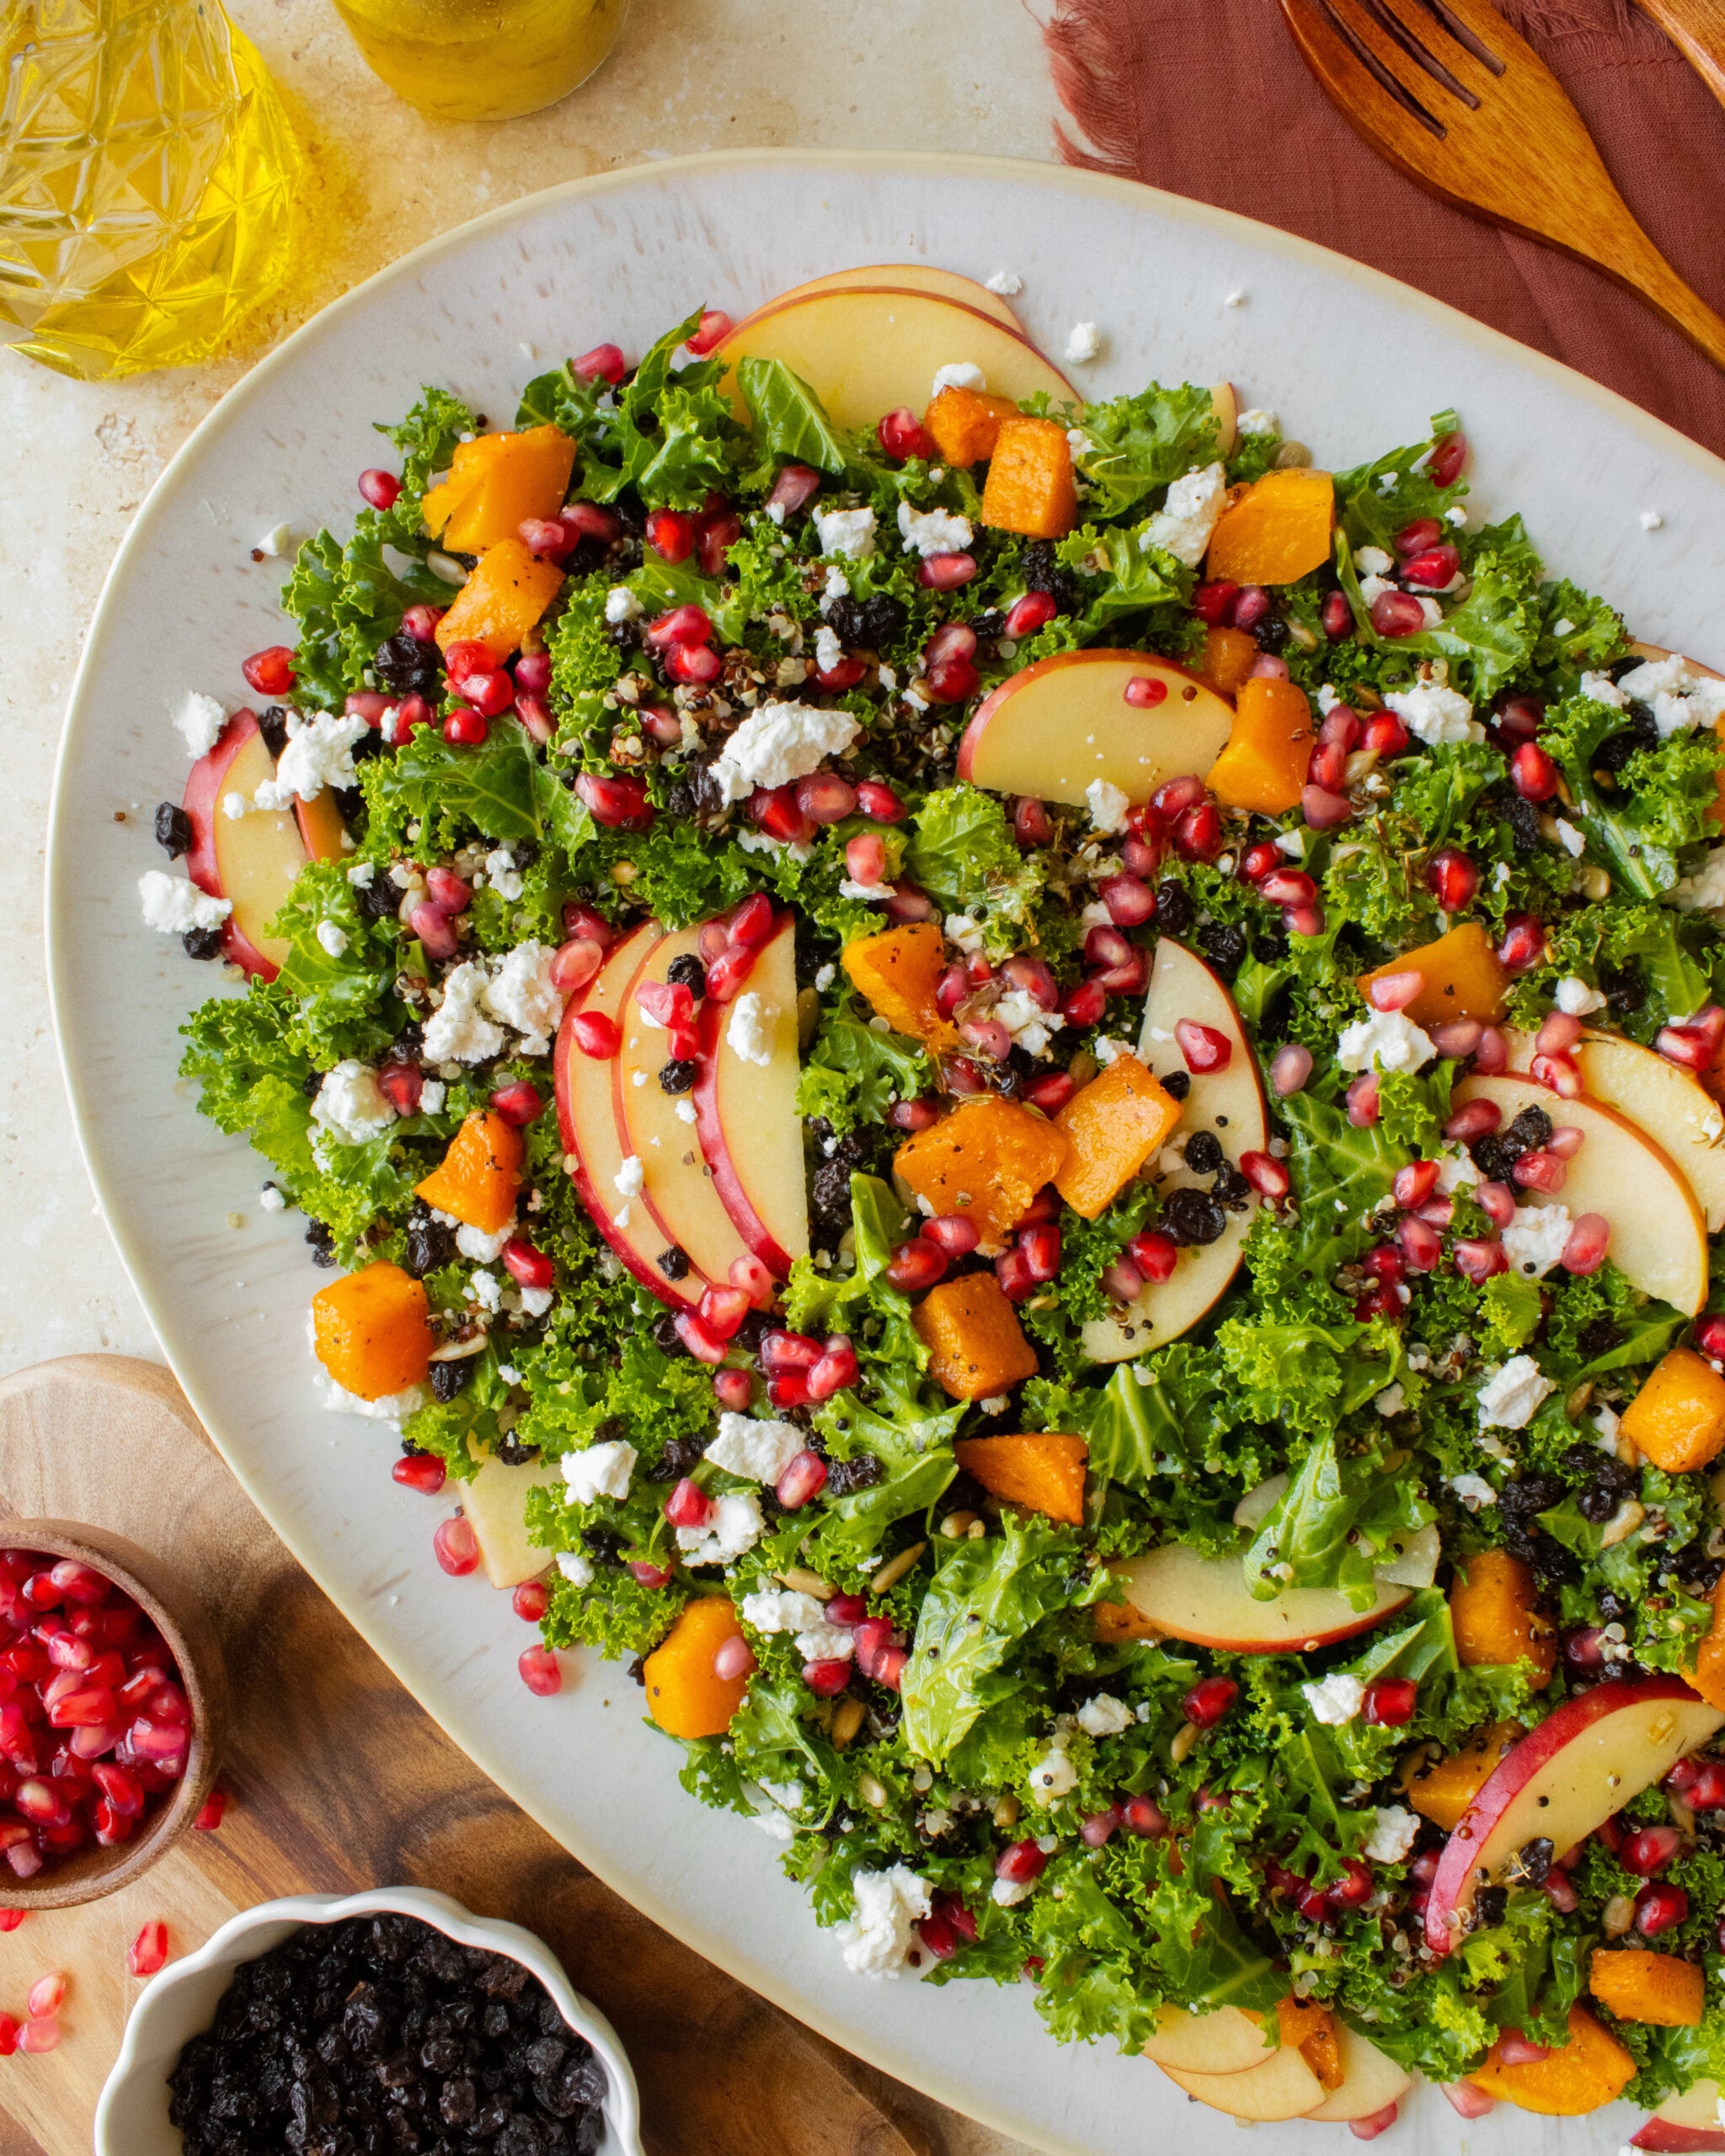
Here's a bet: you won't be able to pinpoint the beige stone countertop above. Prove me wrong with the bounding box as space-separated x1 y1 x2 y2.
2 3 1057 2148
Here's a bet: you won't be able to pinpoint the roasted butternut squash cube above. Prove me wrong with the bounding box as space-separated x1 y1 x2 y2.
894 1096 1069 1246
438 425 577 553
312 1262 434 1401
912 1273 1039 1401
1051 1052 1180 1219
1276 1999 1343 2094
1468 2006 1635 2116
1208 677 1316 815
922 385 1022 467
1204 467 1335 585
1398 1721 1521 1830
420 433 508 541
1359 922 1509 1030
1589 1948 1704 2027
643 1596 750 1738
414 1110 526 1235
1197 624 1260 698
1690 1574 1725 1710
953 1433 1087 1526
1622 1347 1725 1475
980 416 1076 540
432 537 564 665
841 923 958 1050
1450 1550 1554 1687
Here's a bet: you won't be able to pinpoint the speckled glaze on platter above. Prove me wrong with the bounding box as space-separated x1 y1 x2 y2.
45 152 1725 2156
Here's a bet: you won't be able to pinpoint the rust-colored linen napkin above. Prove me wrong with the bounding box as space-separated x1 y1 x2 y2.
1043 0 1725 461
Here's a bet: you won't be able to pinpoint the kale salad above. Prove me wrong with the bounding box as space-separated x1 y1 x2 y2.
141 279 1725 2137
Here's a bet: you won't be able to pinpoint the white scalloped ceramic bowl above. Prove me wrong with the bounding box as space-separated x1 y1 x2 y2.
93 1884 645 2156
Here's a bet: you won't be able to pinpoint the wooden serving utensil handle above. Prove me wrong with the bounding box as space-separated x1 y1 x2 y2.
1634 0 1725 116
1585 205 1725 374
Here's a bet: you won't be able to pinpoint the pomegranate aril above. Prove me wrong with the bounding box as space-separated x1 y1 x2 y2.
46 1561 106 1608
1622 1824 1683 1876
1270 1043 1312 1097
1018 1225 1062 1283
885 1240 948 1291
1175 1020 1231 1074
1183 1675 1237 1727
802 1657 850 1697
1362 1678 1417 1726
241 644 296 696
644 509 694 562
1426 846 1477 910
1002 590 1058 640
644 600 713 650
1060 979 1107 1027
1371 590 1428 638
712 1636 756 1683
1402 542 1460 588
878 408 935 462
673 1312 728 1365
923 653 980 702
519 517 574 559
856 779 905 823
1453 1236 1507 1282
685 307 731 355
917 552 977 591
458 666 515 718
1510 741 1559 801
761 1330 822 1373
432 1517 480 1577
1125 1230 1178 1283
19 2018 57 2052
777 1450 829 1510
1392 1159 1439 1209
1473 1026 1509 1074
441 708 489 748
628 1561 673 1591
518 1646 562 1697
703 944 758 1003
995 1247 1035 1302
1396 1214 1443 1272
1308 739 1348 792
13 1778 69 1826
1345 1072 1381 1126
128 1919 169 1976
1173 803 1222 862
1498 914 1546 973
1696 1315 1725 1361
996 1838 1047 1885
26 1972 64 2019
489 1080 544 1129
1102 1256 1144 1302
805 1340 857 1401
1192 580 1238 625
1367 967 1421 1012
1321 590 1354 638
1428 430 1467 485
1239 1150 1290 1202
1099 874 1156 927
393 1453 446 1497
797 772 857 824
764 463 821 520
1302 783 1353 828
884 881 935 924
1635 1881 1688 1937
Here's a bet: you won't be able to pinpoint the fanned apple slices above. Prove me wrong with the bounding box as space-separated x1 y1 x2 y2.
553 911 809 1310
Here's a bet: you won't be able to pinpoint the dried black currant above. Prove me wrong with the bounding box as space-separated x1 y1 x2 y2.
156 801 193 856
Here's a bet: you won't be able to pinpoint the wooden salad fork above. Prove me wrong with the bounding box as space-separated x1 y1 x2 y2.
1278 0 1725 371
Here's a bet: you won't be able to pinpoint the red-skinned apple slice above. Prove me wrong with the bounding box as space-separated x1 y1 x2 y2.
184 710 310 979
553 921 707 1310
1633 2080 1725 2152
1082 937 1268 1363
692 915 809 1278
1301 2024 1413 2123
1503 1027 1725 1235
715 288 1073 431
956 651 1236 809
1210 382 1240 458
1452 1070 1707 1313
461 1452 561 1590
1424 1676 1725 1955
1113 1540 1414 1654
1159 2039 1323 2121
295 787 349 867
1141 2004 1273 2075
613 925 756 1289
734 265 1024 334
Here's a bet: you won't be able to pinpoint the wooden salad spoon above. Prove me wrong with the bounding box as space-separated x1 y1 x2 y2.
1278 0 1725 372
1633 0 1725 119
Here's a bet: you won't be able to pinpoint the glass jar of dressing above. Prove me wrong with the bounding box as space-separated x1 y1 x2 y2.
331 0 631 123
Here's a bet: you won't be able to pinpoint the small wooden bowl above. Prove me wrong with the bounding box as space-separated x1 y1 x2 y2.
0 1520 228 1908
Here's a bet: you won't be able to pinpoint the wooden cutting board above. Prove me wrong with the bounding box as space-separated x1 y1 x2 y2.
0 1356 943 2156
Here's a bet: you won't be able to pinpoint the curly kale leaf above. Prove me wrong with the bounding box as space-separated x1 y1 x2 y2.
1069 382 1219 519
281 517 454 712
1242 1433 1432 1608
905 785 1044 947
377 386 477 500
733 359 850 475
1540 690 1721 901
1332 407 1465 553
796 1008 933 1137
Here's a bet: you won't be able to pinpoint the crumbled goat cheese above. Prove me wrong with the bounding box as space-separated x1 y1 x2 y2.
456 1220 513 1263
138 872 231 936
1477 1354 1555 1432
674 1099 697 1125
481 940 566 1054
1450 1473 1498 1513
467 1268 502 1314
1093 1035 1130 1066
419 1081 446 1114
813 624 844 675
985 269 1023 296
1673 848 1725 912
259 1184 286 1212
1363 1806 1419 1864
256 521 293 558
1337 1009 1435 1075
1236 408 1279 435
896 500 975 558
813 505 877 559
1555 974 1608 1017
422 961 506 1065
822 564 850 605
1027 1744 1077 1802
1303 1673 1367 1726
318 1378 428 1424
614 1155 645 1198
1382 682 1484 746
519 1283 554 1319
726 991 776 1068
1076 1694 1134 1739
309 1061 395 1147
740 1588 852 1662
709 700 862 803
994 989 1063 1059
252 710 369 809
708 1414 805 1483
347 861 376 889
944 913 985 954
676 1492 764 1566
1434 1147 1478 1196
814 963 836 991
1354 546 1395 576
1064 322 1102 363
1224 289 1245 307
1641 509 1664 531
838 1866 933 1980
1375 1384 1406 1417
1613 655 1725 738
222 791 248 820
992 1876 1036 1908
1086 777 1130 834
1503 1202 1573 1280
317 920 349 958
556 1551 594 1589
173 690 227 756
1358 574 1396 607
1141 461 1227 567
931 361 985 396
604 585 641 624
484 846 523 900
1556 819 1585 857
1578 669 1628 709
562 1439 637 1504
